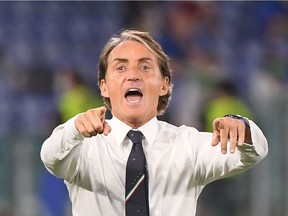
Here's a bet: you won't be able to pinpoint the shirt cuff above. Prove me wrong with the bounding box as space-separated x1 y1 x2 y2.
238 119 268 159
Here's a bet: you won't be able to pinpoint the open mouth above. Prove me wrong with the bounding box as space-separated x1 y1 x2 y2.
125 88 143 103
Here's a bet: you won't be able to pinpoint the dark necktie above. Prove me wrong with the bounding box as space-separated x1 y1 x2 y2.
125 130 149 216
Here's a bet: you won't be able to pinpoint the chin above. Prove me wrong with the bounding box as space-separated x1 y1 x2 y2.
125 110 144 120
127 109 156 123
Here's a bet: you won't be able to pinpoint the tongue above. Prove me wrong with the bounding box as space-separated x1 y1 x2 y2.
126 95 142 103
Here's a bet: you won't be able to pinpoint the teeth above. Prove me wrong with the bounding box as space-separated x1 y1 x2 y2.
125 88 142 96
127 88 141 93
125 88 143 103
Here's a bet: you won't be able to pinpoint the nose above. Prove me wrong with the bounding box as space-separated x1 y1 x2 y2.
127 66 140 81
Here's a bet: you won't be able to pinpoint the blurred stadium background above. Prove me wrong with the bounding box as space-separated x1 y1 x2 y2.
0 1 287 216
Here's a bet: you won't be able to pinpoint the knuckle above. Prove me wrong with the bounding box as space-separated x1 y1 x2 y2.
86 127 95 134
95 124 104 133
79 129 88 136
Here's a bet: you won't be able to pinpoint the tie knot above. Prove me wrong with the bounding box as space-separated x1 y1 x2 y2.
127 130 143 144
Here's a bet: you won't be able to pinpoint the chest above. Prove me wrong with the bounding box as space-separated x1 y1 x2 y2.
85 137 195 194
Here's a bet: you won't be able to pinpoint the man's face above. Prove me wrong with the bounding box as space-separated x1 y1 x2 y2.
100 40 169 128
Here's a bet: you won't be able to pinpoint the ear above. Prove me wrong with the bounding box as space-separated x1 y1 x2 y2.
100 79 109 97
159 77 169 96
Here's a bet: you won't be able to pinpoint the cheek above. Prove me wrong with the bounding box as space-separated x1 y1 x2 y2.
106 83 123 102
147 85 163 101
101 76 121 96
151 79 167 95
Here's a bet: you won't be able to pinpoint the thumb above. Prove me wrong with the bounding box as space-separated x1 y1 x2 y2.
211 118 222 146
98 106 107 117
98 106 110 135
98 106 107 119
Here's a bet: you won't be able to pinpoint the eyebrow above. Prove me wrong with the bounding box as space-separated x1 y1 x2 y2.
112 57 154 63
112 58 128 63
138 57 153 63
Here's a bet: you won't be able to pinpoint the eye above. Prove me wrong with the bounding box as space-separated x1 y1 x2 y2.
140 65 150 71
116 65 125 72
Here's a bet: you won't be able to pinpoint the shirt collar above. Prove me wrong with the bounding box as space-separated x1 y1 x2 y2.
107 116 159 146
138 117 158 146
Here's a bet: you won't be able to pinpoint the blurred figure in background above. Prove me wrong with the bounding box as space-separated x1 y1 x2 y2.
202 79 252 132
53 66 104 123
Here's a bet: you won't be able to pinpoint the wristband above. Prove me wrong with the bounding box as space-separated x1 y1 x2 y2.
224 114 250 127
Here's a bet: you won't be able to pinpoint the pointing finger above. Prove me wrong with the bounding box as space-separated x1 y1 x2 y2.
98 106 107 119
103 121 111 136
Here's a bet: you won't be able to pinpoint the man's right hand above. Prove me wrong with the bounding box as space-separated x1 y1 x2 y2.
75 106 111 137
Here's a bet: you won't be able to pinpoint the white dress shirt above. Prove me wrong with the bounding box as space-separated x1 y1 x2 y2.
40 116 268 216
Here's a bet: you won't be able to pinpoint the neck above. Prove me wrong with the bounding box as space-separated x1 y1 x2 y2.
114 115 155 129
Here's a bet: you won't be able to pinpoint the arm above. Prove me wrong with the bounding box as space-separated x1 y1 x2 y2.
193 117 268 185
40 106 111 181
40 116 84 180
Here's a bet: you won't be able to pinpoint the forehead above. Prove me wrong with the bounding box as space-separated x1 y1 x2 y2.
108 40 157 62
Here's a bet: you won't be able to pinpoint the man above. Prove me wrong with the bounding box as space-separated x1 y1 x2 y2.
40 29 268 216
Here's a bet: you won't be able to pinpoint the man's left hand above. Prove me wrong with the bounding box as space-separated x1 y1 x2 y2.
211 117 252 154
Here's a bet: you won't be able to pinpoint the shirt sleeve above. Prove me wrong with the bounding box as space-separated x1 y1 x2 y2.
190 119 268 185
40 115 84 181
